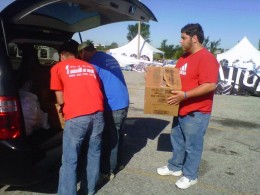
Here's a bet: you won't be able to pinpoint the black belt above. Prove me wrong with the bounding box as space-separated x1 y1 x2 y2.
179 111 197 118
188 112 195 117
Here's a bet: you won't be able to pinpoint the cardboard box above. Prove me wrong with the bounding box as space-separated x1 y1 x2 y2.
144 66 182 116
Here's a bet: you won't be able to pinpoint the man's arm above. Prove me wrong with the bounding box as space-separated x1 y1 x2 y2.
167 83 216 105
55 90 64 115
55 90 64 105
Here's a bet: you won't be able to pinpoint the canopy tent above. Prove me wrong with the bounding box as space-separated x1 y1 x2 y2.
217 36 260 71
110 35 164 63
216 36 260 97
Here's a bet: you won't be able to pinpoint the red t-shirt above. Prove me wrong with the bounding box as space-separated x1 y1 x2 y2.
176 48 219 116
50 58 104 120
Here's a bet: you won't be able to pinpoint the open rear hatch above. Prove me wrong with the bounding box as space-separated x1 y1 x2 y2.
1 0 157 43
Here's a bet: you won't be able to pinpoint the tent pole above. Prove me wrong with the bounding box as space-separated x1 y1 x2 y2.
137 0 141 60
137 21 141 60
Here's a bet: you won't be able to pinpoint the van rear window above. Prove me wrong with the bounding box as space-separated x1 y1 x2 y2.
8 43 59 69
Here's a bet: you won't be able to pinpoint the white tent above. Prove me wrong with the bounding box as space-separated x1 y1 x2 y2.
217 36 260 70
110 35 164 62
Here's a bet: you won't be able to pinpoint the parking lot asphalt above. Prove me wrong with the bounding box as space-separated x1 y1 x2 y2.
1 71 260 195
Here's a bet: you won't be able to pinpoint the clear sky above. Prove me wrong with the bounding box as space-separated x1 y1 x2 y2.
1 0 260 49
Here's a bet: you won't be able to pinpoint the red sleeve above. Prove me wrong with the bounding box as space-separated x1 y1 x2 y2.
198 52 219 84
50 64 63 90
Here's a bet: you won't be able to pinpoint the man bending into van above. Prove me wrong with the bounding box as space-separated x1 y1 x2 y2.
50 39 104 195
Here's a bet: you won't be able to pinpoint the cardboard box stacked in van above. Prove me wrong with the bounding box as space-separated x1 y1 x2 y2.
144 66 182 116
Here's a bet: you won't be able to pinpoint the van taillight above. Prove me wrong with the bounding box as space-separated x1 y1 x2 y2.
0 97 22 139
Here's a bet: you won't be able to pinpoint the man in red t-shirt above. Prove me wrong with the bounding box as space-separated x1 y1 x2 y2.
50 39 104 195
157 23 219 189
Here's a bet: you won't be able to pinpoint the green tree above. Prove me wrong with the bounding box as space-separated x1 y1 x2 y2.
159 39 183 59
208 40 221 54
108 42 118 49
127 22 151 42
96 45 104 50
84 39 94 45
173 46 183 59
203 36 210 48
160 39 168 51
203 36 221 55
159 39 173 59
153 53 163 61
82 39 105 51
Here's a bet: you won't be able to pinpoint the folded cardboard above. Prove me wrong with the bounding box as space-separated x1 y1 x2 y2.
144 66 182 116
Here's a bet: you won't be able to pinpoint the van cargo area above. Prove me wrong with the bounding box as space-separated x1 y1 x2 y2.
0 43 63 186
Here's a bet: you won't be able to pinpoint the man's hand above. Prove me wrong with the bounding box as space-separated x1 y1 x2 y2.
167 90 186 105
59 103 64 117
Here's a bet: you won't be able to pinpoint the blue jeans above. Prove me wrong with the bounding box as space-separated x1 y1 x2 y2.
58 112 104 195
101 107 128 174
168 112 210 180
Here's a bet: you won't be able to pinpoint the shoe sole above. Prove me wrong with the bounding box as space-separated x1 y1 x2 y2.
175 180 197 189
157 170 182 176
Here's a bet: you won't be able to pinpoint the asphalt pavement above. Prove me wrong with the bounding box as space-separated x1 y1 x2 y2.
1 71 260 195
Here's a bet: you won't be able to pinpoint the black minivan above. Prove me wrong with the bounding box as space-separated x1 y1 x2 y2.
0 0 156 186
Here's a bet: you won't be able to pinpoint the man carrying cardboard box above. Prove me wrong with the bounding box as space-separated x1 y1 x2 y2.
157 23 219 189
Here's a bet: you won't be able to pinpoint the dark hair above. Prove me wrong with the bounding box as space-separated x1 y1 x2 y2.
58 39 79 56
181 23 204 44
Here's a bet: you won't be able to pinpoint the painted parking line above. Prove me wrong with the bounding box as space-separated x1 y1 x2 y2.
121 167 253 195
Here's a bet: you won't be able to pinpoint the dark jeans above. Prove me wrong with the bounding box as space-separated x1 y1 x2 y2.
101 107 128 174
58 112 104 195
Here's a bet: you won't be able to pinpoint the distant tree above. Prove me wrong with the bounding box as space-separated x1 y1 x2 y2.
153 53 163 61
203 36 221 55
160 39 168 51
258 39 260 50
109 42 118 49
203 36 210 48
159 39 183 59
82 39 105 51
100 42 118 51
96 45 104 50
84 39 94 45
159 36 222 60
80 39 94 48
208 40 221 54
127 23 151 42
159 39 173 59
173 46 183 59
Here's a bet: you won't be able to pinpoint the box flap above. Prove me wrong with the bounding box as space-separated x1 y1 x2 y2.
164 67 182 90
145 66 164 87
145 66 182 90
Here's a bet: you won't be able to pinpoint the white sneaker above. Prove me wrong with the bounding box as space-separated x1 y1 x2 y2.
157 166 182 176
109 173 115 180
175 176 197 189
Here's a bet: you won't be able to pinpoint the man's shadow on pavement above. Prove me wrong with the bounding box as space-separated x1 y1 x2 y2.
3 171 59 194
120 117 170 167
156 133 172 152
96 117 170 190
4 117 171 194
